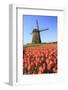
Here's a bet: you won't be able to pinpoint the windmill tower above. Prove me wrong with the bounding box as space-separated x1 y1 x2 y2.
31 20 48 44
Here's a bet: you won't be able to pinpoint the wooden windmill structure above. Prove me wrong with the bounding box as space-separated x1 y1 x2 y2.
31 20 48 44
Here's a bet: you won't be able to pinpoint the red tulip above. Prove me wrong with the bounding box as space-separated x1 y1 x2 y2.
31 62 35 67
42 63 46 71
38 66 43 73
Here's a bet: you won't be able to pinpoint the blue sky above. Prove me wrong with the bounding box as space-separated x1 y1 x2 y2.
23 15 57 44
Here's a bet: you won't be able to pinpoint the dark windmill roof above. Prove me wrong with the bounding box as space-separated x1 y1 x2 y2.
32 29 40 33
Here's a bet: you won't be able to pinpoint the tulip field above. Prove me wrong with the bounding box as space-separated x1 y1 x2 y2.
23 43 57 75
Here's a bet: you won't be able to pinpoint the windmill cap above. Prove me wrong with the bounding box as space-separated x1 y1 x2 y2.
32 29 40 32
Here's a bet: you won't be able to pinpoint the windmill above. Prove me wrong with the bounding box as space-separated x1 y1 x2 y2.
30 20 48 44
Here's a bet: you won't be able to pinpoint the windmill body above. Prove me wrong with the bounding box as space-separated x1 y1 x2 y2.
32 29 41 43
31 20 48 44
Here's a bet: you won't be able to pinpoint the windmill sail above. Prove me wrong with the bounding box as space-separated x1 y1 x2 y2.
39 28 48 32
36 19 39 30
